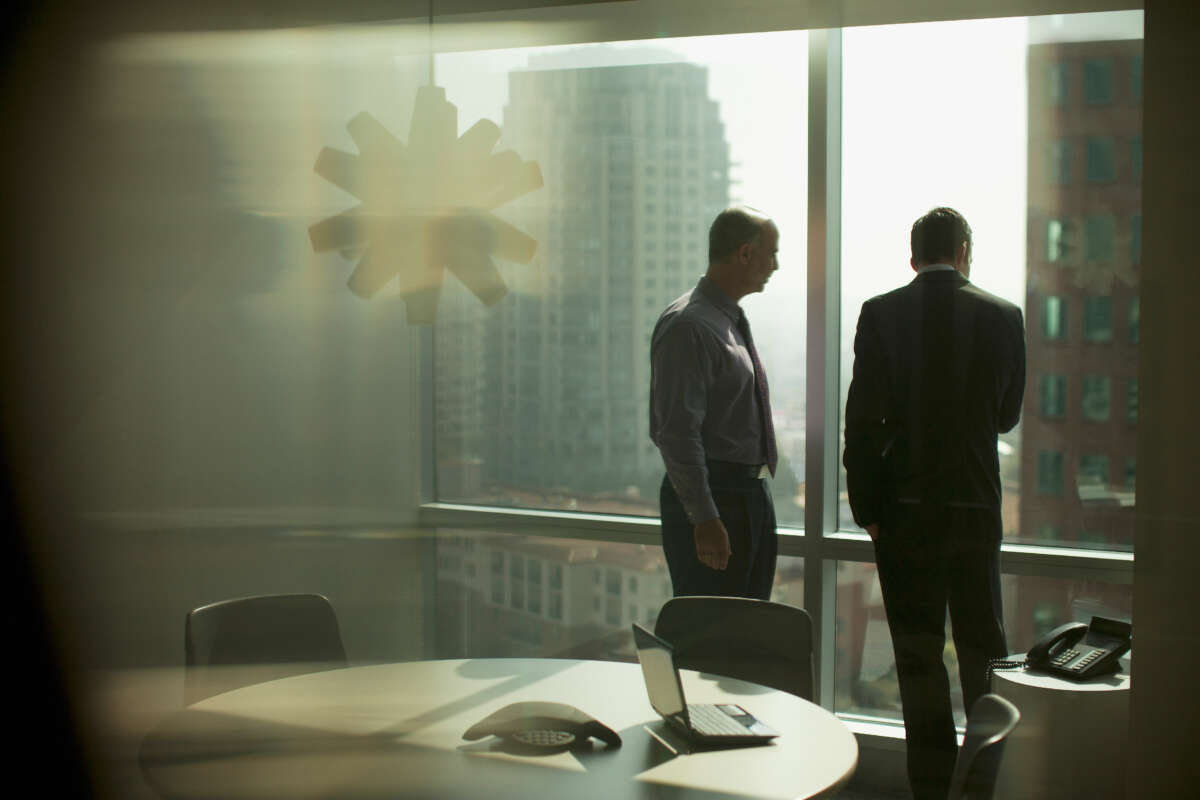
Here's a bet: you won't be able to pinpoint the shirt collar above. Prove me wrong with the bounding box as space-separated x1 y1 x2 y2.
917 263 958 274
695 276 742 323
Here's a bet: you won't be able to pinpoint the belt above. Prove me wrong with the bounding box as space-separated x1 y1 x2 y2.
706 460 770 480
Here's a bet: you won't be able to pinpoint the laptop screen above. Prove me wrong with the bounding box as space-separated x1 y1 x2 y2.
632 623 685 719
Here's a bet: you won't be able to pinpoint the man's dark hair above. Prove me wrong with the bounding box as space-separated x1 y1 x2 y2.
708 206 769 264
910 207 972 265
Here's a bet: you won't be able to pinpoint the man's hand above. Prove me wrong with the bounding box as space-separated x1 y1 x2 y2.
693 518 732 570
866 523 880 543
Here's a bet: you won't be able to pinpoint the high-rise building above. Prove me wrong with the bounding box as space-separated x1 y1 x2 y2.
1017 35 1141 639
1022 37 1141 550
436 58 731 508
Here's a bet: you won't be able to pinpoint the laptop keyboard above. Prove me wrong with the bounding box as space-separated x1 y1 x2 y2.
687 704 750 736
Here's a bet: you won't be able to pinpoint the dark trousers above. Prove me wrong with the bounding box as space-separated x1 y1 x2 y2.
659 472 777 599
874 504 1007 800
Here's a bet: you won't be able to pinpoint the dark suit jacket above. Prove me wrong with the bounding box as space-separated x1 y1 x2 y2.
843 269 1025 528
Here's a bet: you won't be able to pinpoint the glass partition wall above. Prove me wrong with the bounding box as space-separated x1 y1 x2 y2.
425 9 1142 727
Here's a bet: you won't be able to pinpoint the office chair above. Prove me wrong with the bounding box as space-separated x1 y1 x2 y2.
653 596 815 701
184 593 347 705
946 693 1021 800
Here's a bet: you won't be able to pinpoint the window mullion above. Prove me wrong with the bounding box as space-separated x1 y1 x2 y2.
805 26 843 710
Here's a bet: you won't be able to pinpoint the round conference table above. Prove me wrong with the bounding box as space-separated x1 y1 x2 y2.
140 658 858 800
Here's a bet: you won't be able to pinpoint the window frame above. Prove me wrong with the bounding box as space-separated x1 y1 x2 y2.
418 15 1136 720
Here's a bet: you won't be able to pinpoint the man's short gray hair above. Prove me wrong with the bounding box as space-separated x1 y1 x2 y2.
708 206 770 264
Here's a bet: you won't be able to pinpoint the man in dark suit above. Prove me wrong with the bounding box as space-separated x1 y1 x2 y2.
843 207 1025 800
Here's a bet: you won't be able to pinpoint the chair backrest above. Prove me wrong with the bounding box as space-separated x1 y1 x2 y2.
184 593 347 705
947 693 1021 800
653 596 815 701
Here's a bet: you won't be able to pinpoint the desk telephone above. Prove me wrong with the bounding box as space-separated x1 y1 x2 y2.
1008 616 1131 681
462 701 622 752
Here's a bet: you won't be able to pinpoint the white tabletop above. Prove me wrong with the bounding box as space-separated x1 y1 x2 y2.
140 658 858 800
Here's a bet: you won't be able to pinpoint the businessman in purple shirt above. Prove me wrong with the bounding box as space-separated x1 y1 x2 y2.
649 206 780 599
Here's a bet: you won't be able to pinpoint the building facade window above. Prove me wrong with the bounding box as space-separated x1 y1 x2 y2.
1048 61 1068 106
1037 451 1064 495
1083 296 1113 342
1047 219 1070 262
1128 296 1139 343
1081 375 1112 421
1127 379 1138 423
1038 524 1061 542
1043 295 1067 341
1048 139 1071 183
1085 216 1114 262
1079 453 1110 488
1040 374 1067 418
1083 58 1114 104
1085 136 1115 182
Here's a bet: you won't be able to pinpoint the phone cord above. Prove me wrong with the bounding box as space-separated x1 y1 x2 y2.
986 656 1028 683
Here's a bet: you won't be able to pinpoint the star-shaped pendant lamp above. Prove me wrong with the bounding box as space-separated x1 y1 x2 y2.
309 85 544 323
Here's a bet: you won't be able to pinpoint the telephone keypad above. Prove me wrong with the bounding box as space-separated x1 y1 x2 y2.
1050 648 1080 667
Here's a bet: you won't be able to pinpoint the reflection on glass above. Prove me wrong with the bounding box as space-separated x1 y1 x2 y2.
434 531 802 661
835 563 1132 723
839 11 1142 556
432 33 807 522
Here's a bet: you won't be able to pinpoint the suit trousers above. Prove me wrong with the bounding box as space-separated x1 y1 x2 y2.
874 503 1007 800
659 473 777 599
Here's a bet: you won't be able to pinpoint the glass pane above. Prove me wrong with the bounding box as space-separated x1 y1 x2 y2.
1040 374 1067 418
1083 58 1114 105
434 530 803 660
835 562 1132 721
839 12 1142 553
1081 375 1112 421
1085 136 1115 182
1043 294 1067 338
1047 140 1071 184
433 34 808 522
1085 215 1115 262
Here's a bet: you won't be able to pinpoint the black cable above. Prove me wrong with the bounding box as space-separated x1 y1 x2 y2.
986 655 1028 683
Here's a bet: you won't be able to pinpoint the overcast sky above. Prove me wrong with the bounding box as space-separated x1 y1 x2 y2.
433 10 1142 389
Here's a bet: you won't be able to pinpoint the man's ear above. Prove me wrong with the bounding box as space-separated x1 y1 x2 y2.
910 257 919 273
738 241 754 264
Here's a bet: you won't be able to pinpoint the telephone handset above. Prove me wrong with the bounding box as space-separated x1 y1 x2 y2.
1024 616 1131 681
462 701 622 752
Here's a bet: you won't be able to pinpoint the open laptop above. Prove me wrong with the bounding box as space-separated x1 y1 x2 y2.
632 623 778 744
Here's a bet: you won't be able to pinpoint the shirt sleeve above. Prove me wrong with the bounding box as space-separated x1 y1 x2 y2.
650 319 719 524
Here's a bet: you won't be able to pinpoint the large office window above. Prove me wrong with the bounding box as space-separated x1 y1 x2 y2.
425 8 1141 726
433 33 808 526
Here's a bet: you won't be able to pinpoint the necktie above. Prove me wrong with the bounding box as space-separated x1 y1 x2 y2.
736 312 778 477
